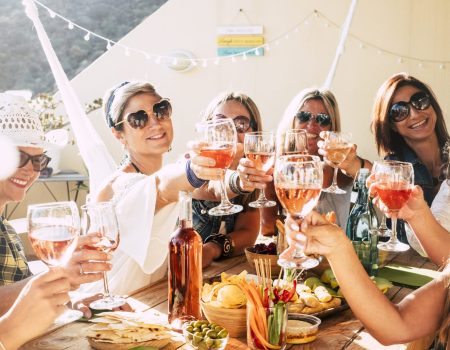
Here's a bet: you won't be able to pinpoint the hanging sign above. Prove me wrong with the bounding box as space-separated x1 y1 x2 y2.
216 25 265 57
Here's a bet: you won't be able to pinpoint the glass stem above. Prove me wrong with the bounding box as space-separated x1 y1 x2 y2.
218 172 233 207
332 167 339 187
102 271 111 299
379 215 388 230
257 188 268 202
390 215 398 243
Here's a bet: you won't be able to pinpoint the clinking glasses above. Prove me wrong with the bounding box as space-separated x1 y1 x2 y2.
296 111 332 127
19 150 51 172
389 91 431 122
115 99 172 129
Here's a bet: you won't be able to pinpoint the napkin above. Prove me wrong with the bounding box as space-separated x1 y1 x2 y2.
377 264 440 288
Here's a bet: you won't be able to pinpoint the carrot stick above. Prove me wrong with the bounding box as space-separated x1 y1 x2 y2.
250 313 281 350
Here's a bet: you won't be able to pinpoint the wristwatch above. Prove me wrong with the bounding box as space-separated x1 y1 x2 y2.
204 234 235 258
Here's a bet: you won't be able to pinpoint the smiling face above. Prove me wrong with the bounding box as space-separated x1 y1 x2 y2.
115 92 173 159
390 85 437 144
212 100 255 144
0 146 43 207
293 98 332 155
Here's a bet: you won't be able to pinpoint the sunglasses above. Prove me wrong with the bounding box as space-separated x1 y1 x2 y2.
115 99 172 129
19 150 51 172
215 114 257 133
296 111 332 127
389 91 431 122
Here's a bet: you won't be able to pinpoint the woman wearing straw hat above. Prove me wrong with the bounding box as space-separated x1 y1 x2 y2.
0 93 111 314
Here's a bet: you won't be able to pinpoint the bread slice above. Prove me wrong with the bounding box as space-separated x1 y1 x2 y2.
87 337 171 350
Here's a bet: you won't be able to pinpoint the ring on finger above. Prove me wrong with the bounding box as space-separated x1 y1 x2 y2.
79 263 84 275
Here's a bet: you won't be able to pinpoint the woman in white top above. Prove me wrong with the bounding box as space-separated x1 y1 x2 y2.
82 81 226 295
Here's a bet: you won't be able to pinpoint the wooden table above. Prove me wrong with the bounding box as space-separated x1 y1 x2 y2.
21 249 437 350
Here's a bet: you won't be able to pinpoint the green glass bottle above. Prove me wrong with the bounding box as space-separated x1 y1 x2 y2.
345 169 379 276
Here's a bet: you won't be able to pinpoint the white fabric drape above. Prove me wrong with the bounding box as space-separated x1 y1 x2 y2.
22 0 116 193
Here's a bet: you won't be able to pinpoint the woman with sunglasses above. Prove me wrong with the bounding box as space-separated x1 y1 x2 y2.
191 92 263 268
240 88 369 232
0 93 111 316
82 81 225 295
371 73 449 244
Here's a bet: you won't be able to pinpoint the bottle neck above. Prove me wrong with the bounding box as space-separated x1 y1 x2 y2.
179 192 193 229
356 185 369 205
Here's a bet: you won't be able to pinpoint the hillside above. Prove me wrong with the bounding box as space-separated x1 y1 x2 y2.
1 0 167 95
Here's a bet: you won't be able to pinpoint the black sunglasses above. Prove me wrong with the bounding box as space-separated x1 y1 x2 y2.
115 99 172 129
296 111 332 127
19 150 51 172
215 114 257 133
389 91 431 123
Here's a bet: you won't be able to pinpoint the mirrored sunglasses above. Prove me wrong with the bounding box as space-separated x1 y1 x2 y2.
19 150 51 172
296 111 332 127
116 99 172 129
389 91 431 123
215 114 257 133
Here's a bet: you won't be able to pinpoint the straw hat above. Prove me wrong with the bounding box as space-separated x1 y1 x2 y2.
0 93 54 149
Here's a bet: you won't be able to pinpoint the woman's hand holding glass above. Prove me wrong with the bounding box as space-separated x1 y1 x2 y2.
236 157 273 192
274 155 323 269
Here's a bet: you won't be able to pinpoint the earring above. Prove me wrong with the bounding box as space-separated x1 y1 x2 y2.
168 145 172 152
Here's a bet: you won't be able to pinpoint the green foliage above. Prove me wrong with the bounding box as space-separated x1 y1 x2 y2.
1 0 167 95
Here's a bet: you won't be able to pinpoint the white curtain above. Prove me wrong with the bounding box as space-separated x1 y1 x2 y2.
22 0 116 193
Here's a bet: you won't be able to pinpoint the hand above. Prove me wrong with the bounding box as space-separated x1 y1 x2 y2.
62 233 112 290
286 212 349 258
187 141 226 181
202 242 221 268
71 293 134 319
367 174 427 222
236 157 273 192
318 134 360 177
0 267 70 349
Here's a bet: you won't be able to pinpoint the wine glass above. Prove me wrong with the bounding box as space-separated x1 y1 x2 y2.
27 201 83 324
274 155 323 269
322 131 352 194
244 131 276 208
196 119 243 216
81 202 125 310
277 129 308 156
372 160 414 252
377 215 392 241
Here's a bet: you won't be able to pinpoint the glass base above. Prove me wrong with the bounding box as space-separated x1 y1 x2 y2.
377 239 410 252
278 256 319 270
90 296 127 310
54 309 83 326
208 203 243 216
248 199 277 208
322 184 346 194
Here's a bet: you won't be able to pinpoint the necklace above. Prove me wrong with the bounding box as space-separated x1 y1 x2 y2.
130 162 142 174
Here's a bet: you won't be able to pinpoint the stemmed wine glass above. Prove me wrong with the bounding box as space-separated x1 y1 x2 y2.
244 131 276 208
81 202 125 310
377 216 392 240
274 155 323 269
322 131 352 194
278 129 308 156
372 160 414 252
27 201 83 324
196 119 242 216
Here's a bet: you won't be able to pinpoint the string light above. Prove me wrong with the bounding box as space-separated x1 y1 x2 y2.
30 0 450 70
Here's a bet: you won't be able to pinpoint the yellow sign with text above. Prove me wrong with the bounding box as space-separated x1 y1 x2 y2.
217 35 264 47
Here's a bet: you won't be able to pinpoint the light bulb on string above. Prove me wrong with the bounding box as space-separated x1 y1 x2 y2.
106 41 112 50
324 22 330 28
255 48 261 56
439 64 445 69
358 42 364 49
243 53 247 61
48 9 56 18
294 27 299 33
231 56 237 63
418 62 423 68
304 20 309 26
377 50 382 55
84 32 90 41
275 40 280 46
265 45 271 51
68 22 74 30
285 34 289 40
397 57 403 64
